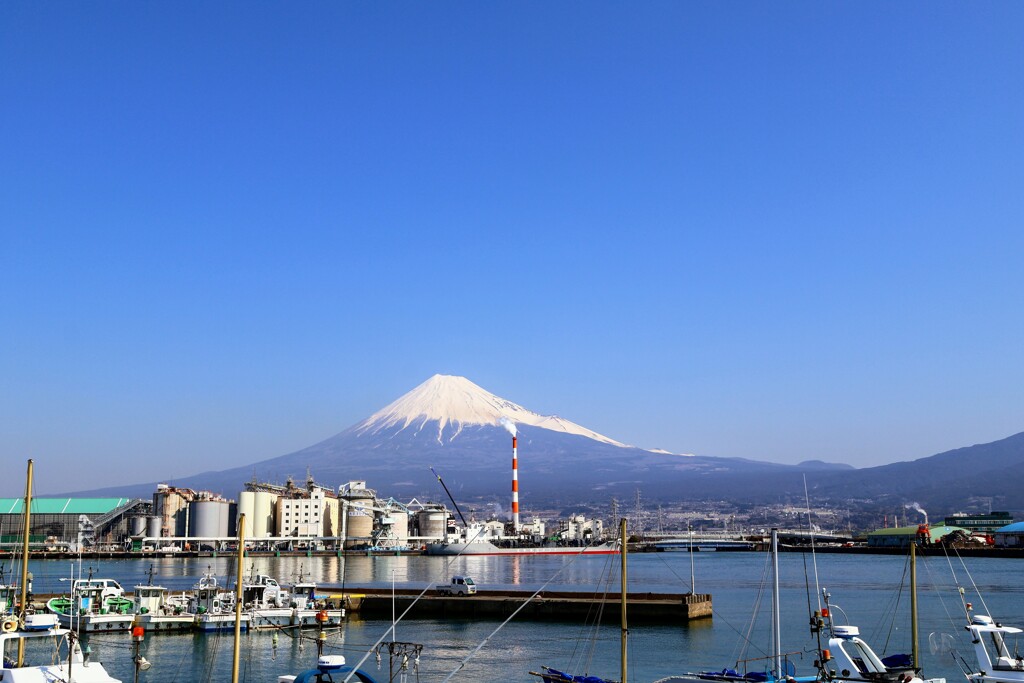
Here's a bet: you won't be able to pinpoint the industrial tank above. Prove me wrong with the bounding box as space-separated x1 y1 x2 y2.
129 517 147 537
389 511 410 543
238 492 255 533
345 501 374 548
416 508 448 541
189 500 229 538
253 492 274 538
146 516 162 539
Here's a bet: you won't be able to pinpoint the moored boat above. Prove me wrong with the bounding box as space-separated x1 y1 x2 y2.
132 583 194 631
189 573 249 632
46 579 134 633
963 611 1024 683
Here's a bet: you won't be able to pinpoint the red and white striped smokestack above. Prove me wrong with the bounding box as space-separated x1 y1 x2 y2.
511 435 519 531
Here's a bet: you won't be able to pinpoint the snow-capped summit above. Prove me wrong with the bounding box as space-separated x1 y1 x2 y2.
355 374 627 447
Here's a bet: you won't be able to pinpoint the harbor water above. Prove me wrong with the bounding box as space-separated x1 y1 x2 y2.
17 550 1024 682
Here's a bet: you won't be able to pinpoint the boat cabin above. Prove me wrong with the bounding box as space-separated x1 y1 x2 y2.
968 615 1024 675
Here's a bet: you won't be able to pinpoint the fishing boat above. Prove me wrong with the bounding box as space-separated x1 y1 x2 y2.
1 459 121 682
46 579 134 633
242 573 294 629
962 611 1024 683
0 581 17 616
0 612 122 682
189 573 250 632
132 583 194 631
287 579 345 629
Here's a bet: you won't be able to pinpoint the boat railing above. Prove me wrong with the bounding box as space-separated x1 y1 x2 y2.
729 650 804 676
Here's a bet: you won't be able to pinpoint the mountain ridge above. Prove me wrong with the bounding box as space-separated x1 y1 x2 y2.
52 375 1024 517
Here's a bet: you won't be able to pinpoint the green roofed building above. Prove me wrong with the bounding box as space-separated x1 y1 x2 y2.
866 524 968 548
0 497 150 550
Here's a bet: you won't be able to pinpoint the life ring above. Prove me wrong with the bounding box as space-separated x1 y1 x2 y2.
1 616 18 633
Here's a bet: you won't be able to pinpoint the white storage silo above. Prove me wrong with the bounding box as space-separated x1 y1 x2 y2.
253 492 273 537
189 500 228 538
238 492 255 534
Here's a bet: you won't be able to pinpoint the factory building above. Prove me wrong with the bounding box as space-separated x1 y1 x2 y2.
0 498 149 550
561 514 602 542
150 485 236 541
278 487 327 537
944 512 1013 534
239 475 339 542
866 524 967 548
993 522 1024 548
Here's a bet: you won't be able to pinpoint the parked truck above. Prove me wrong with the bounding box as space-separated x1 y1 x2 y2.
436 575 477 596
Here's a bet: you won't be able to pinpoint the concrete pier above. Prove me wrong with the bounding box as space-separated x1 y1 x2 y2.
323 586 712 623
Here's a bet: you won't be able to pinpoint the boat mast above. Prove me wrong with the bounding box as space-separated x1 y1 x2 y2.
911 540 918 670
17 459 33 667
231 513 246 683
620 517 628 683
772 528 781 680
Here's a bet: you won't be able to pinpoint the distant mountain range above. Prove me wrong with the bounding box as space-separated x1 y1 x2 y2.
66 375 1024 516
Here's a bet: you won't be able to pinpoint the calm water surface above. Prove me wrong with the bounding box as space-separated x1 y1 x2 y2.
18 551 1024 682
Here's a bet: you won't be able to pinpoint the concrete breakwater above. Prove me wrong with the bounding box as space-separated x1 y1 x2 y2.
331 586 712 623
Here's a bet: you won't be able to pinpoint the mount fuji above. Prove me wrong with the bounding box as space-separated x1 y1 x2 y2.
73 374 849 506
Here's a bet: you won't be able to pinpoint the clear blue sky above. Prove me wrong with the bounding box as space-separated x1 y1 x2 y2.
2 2 1022 496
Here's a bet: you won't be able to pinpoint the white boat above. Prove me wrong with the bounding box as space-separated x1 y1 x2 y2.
46 579 134 633
277 654 379 683
132 583 194 631
0 613 121 682
288 580 344 629
188 573 249 632
2 459 120 682
964 612 1024 683
242 573 293 629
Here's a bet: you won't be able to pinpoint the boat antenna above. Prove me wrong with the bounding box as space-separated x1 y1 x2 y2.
430 467 467 527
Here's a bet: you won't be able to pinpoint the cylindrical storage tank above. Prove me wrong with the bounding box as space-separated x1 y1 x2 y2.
345 500 374 549
390 511 409 543
253 492 273 538
226 502 238 537
147 516 162 539
130 517 147 537
416 509 447 540
189 500 229 538
238 492 255 535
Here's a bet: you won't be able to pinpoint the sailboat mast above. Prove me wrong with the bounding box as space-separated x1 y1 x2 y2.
911 540 918 670
772 528 781 680
16 458 33 667
620 517 628 683
231 513 246 683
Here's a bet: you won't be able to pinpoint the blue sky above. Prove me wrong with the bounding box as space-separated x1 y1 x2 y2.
2 2 1022 496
